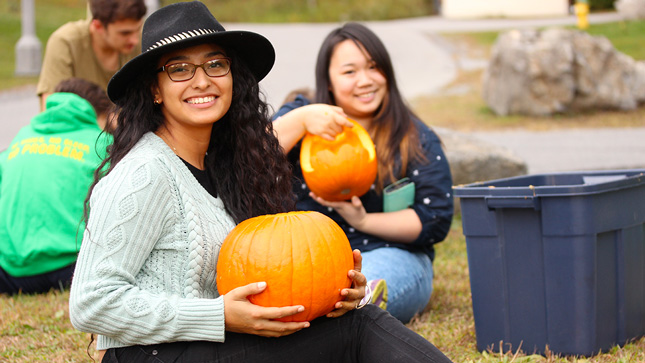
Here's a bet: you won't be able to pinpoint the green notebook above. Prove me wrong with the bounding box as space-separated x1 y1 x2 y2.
383 177 415 212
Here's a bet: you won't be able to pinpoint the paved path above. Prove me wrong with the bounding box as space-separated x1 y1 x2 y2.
472 127 645 174
0 86 39 154
2 12 643 175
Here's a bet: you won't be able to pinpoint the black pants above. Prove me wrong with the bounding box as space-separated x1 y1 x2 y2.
103 305 452 363
0 262 75 295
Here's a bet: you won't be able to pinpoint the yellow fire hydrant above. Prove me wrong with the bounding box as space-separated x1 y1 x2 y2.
574 0 590 30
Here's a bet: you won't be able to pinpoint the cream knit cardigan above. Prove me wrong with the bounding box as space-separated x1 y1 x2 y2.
70 132 237 350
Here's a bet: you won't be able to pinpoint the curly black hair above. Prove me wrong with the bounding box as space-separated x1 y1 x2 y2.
84 50 295 225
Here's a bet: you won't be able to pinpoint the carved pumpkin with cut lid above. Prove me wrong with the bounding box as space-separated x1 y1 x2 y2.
300 118 377 201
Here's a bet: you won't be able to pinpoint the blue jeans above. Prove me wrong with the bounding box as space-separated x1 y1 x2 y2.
361 247 434 323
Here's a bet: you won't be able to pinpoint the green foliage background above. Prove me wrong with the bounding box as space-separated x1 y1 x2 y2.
163 0 439 22
588 0 615 10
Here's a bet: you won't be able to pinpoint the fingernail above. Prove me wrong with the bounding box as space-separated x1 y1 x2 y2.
257 281 267 289
298 306 305 312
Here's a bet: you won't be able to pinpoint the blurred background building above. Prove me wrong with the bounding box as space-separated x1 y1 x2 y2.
441 0 570 18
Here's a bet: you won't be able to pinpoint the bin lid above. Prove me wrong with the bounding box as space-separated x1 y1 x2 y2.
453 169 645 198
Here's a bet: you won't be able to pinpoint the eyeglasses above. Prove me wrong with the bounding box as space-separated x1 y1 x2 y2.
156 58 232 82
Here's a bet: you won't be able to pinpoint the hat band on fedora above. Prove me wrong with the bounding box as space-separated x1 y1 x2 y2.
147 29 218 52
108 1 275 101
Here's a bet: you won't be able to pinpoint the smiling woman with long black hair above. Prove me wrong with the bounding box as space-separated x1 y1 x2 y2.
273 22 454 324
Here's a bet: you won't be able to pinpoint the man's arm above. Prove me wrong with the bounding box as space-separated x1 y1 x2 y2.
39 93 52 111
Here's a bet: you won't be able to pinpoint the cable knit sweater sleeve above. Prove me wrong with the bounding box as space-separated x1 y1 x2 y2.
69 133 235 349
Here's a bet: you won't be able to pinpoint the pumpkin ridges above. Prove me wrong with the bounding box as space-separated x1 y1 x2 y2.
290 213 313 321
307 213 352 317
217 216 261 297
216 211 353 322
247 216 266 306
306 213 331 320
237 217 259 294
276 213 297 321
330 216 353 299
315 217 339 315
249 216 279 309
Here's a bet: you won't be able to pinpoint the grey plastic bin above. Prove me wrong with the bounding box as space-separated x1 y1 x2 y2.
453 169 645 356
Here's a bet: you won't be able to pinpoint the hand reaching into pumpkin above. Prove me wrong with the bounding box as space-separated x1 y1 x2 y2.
300 104 353 141
326 249 367 318
272 103 353 153
223 282 311 337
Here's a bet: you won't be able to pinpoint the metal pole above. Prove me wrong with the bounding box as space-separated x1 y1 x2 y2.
145 0 159 16
15 0 42 76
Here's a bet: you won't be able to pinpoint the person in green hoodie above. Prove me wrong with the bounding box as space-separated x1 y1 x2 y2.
0 78 112 295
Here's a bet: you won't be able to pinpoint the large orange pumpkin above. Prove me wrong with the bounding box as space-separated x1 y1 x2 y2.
216 211 354 322
300 118 377 201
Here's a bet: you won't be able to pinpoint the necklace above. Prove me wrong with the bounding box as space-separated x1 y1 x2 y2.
158 132 209 168
158 132 178 154
167 140 178 153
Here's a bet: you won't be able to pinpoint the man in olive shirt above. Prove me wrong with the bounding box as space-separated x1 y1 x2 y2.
37 0 146 110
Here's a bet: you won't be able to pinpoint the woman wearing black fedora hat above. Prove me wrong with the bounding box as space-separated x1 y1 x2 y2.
69 2 453 362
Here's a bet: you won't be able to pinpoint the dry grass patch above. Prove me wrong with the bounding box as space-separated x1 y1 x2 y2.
0 290 98 362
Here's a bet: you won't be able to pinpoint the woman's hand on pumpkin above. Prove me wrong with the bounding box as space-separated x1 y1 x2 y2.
224 282 310 337
272 104 351 154
301 104 353 141
326 249 367 318
310 194 368 231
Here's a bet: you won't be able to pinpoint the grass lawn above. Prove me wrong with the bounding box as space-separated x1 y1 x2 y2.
0 0 87 90
2 218 644 362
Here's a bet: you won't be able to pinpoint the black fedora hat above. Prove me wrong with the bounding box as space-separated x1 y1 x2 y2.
107 1 275 102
